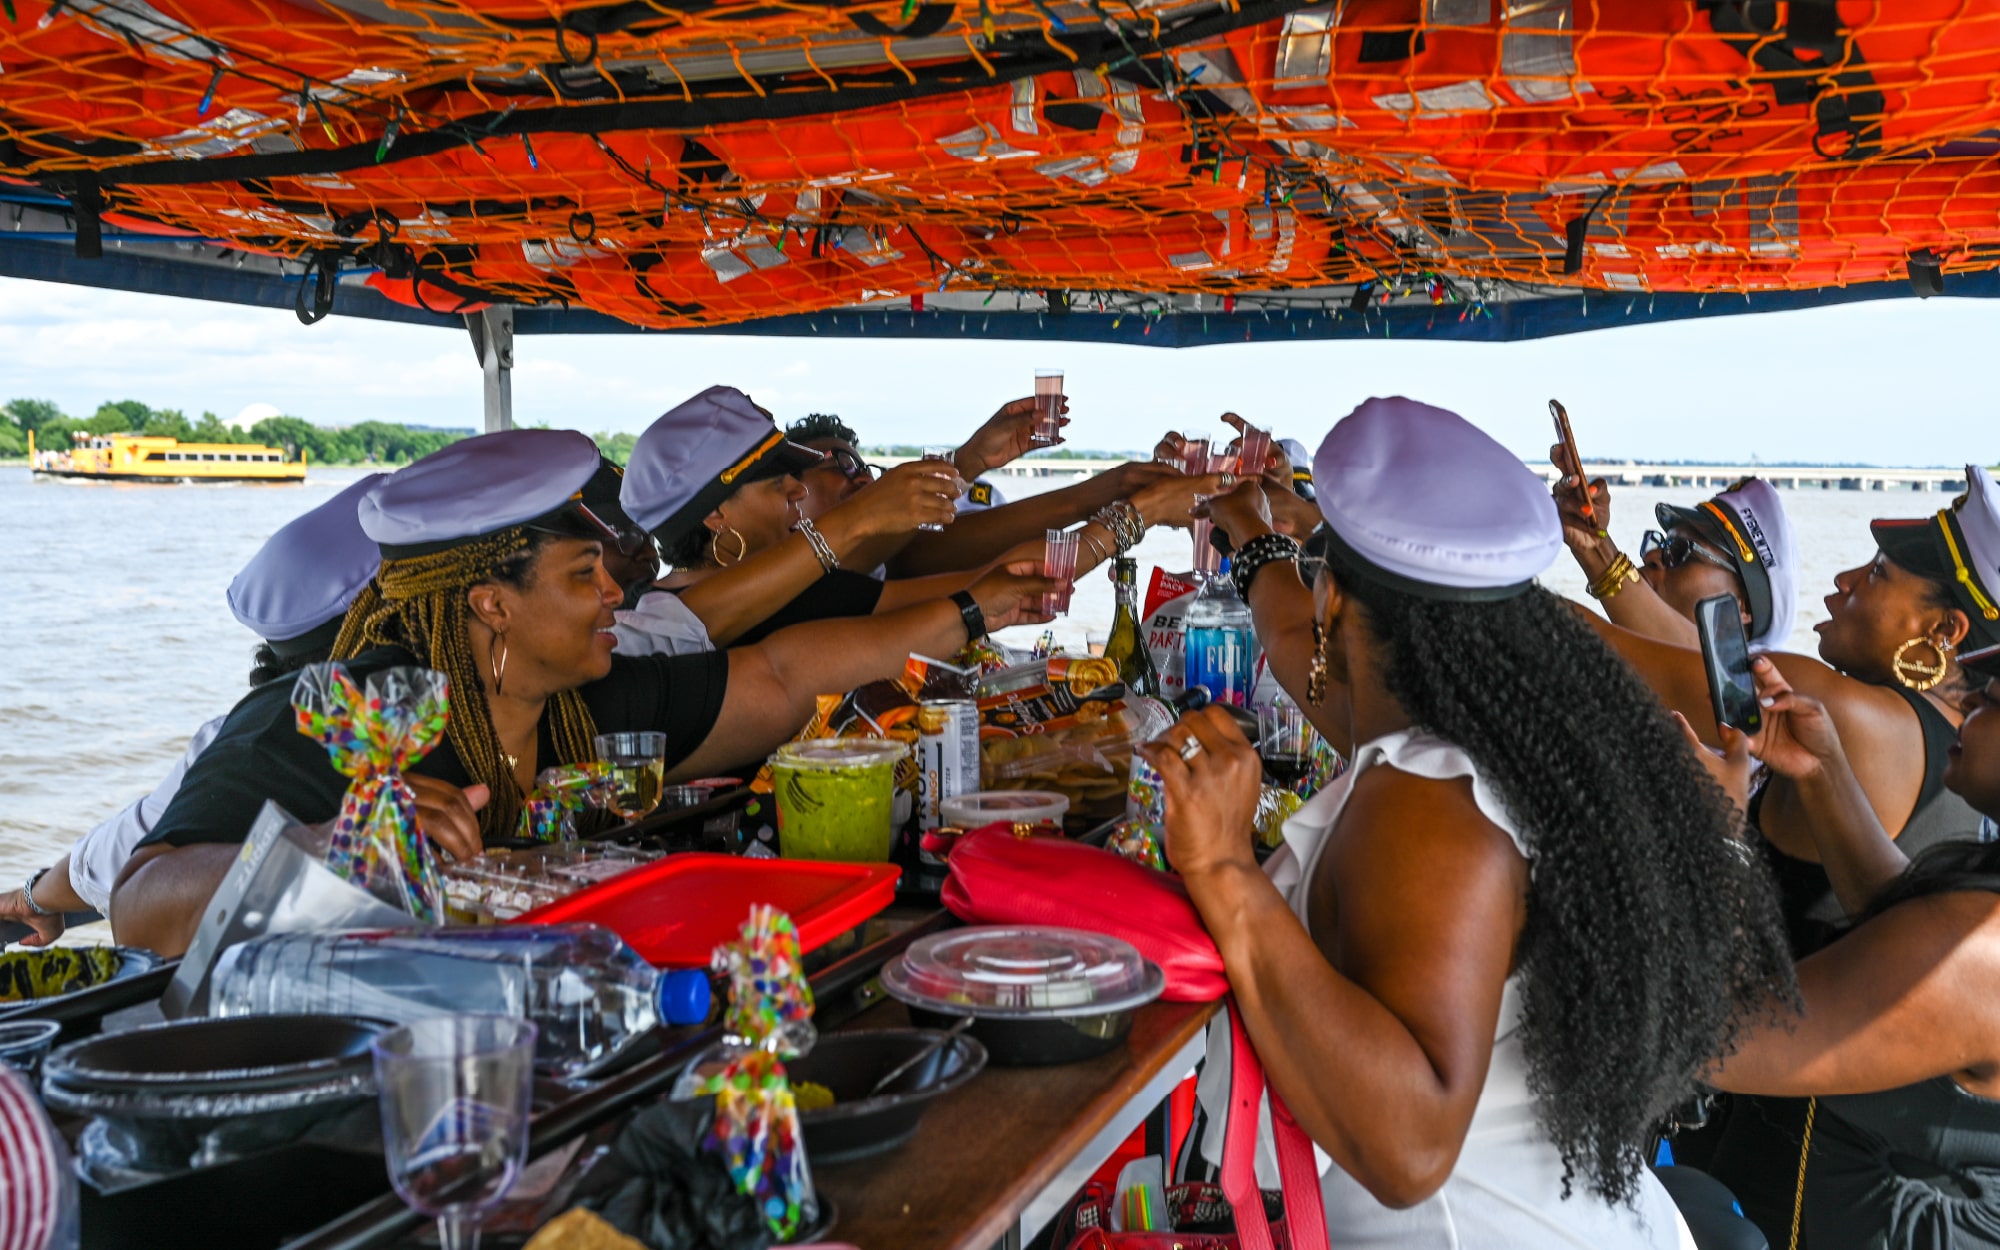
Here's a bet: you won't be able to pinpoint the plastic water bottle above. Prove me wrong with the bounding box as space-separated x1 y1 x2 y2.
1182 565 1255 708
211 924 710 1077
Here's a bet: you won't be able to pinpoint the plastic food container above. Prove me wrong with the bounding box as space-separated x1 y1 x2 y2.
939 790 1070 831
770 739 908 862
880 926 1165 1066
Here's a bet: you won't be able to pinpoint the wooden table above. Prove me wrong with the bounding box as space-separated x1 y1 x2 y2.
815 997 1218 1250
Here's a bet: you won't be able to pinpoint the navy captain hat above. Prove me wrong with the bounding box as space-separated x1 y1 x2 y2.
1311 397 1563 601
228 472 384 656
621 385 826 550
359 429 621 559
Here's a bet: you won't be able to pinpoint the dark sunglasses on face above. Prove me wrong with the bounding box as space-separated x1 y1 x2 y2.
1640 529 1735 573
820 448 881 483
550 501 658 562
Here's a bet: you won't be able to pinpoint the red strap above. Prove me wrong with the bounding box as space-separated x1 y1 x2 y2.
1219 997 1329 1250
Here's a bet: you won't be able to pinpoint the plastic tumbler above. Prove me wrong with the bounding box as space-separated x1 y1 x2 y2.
1235 424 1272 481
919 446 960 532
1179 434 1212 478
771 738 908 861
0 1020 62 1083
1042 527 1080 614
1033 370 1064 446
1191 493 1223 578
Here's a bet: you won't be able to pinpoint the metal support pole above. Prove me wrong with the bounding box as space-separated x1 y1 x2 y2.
465 306 515 431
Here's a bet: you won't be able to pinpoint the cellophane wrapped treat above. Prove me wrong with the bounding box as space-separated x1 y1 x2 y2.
291 663 450 922
519 762 614 843
671 904 818 1240
978 662 1172 821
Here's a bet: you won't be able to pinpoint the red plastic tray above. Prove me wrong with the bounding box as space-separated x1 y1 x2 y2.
510 854 901 968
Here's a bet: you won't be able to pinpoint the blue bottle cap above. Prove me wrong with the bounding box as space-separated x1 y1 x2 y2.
654 968 711 1027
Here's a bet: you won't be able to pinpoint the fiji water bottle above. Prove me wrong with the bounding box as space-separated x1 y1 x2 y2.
1182 565 1255 708
211 924 710 1077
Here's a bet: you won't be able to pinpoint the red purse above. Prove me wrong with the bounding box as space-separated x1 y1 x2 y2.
940 823 1229 1002
941 823 1328 1250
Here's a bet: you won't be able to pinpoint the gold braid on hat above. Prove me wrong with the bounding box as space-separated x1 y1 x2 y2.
333 527 600 842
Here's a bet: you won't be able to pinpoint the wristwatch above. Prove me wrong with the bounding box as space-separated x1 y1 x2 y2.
949 589 988 641
21 868 53 917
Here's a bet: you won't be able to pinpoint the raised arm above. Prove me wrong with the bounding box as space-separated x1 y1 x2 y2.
667 564 1055 780
887 461 1183 576
674 461 957 644
1706 890 2000 1097
1150 709 1523 1206
1550 444 1701 646
1581 613 1929 841
1744 657 1912 911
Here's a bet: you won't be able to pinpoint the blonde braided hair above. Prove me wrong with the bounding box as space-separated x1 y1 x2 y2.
334 527 600 842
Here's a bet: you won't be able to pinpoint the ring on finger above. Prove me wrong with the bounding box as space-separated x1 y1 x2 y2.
1219 472 1238 489
1178 736 1204 763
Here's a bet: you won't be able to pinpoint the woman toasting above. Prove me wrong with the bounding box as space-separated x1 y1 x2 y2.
1172 398 1794 1247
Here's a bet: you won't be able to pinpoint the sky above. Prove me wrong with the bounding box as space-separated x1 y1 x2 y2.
3 273 1995 467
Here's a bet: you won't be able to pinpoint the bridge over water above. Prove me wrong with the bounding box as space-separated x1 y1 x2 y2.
869 456 1964 491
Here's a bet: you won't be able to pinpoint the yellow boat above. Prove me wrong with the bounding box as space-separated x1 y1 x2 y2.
27 430 306 483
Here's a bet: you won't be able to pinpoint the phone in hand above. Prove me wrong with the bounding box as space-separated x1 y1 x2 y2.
1549 398 1593 521
1695 594 1762 736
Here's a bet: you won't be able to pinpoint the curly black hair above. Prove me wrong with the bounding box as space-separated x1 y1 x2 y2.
787 412 859 446
1335 562 1798 1204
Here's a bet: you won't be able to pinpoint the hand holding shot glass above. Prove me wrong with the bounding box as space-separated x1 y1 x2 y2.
1032 370 1065 447
1041 528 1080 614
918 445 964 532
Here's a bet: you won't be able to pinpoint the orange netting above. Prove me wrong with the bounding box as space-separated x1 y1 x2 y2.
2 0 1998 327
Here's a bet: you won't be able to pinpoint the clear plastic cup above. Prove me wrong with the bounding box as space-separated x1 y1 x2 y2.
1179 434 1212 478
1042 527 1080 614
594 731 667 822
770 739 908 861
1191 493 1223 578
919 446 961 532
1235 424 1272 481
1033 370 1064 446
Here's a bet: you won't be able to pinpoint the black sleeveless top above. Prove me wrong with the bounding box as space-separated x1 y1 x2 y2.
1757 686 1984 956
1806 1075 2000 1249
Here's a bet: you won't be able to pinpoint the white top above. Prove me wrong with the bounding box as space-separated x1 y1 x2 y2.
1196 728 1692 1250
610 589 715 657
67 715 226 914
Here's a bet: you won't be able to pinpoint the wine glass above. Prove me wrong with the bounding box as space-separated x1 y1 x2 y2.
1257 701 1315 788
594 731 667 821
372 1015 537 1250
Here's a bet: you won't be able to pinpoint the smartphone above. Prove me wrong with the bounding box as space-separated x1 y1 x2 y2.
1695 594 1762 735
1549 398 1593 520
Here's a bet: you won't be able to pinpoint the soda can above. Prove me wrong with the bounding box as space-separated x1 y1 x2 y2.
916 699 979 838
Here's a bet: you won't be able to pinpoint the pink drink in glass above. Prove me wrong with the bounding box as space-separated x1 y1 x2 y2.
1041 528 1079 614
1033 371 1064 446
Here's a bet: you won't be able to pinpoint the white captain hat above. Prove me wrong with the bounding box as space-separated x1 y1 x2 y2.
228 472 384 654
1277 437 1314 500
956 478 1008 513
1656 477 1800 650
1871 465 2000 651
359 429 619 558
1308 396 1562 600
621 385 826 549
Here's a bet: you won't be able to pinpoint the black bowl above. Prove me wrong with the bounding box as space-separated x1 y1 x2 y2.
790 1029 987 1165
905 1006 1139 1067
44 1014 386 1098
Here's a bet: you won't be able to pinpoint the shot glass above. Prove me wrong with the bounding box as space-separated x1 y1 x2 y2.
594 731 668 823
1191 493 1223 578
919 445 961 532
1179 434 1212 479
1032 370 1065 447
1234 424 1272 482
1041 527 1080 614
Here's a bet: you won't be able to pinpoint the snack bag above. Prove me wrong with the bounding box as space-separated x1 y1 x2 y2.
292 663 450 922
671 905 818 1240
1141 568 1200 699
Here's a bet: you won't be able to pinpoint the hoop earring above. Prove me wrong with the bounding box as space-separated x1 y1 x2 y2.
1307 620 1329 705
491 634 508 697
1892 636 1950 692
713 526 748 568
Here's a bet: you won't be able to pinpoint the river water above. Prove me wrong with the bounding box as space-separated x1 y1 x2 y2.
0 462 1930 897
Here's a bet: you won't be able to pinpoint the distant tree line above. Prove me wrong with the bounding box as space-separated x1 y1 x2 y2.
2 398 637 467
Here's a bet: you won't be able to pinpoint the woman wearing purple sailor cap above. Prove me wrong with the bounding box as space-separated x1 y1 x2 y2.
1 473 382 947
110 429 1057 955
1158 397 1792 1249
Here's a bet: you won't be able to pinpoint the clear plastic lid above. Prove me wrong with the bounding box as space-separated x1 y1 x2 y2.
771 739 909 771
881 926 1165 1018
940 791 1070 828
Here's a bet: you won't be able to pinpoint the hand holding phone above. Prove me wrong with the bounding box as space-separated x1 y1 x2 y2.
1696 594 1762 736
1548 398 1594 521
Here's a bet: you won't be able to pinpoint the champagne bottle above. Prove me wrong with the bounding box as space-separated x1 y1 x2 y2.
1105 558 1160 699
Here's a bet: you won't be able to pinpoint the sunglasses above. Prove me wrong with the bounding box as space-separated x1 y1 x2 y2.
1640 529 1735 573
537 501 658 563
818 447 881 483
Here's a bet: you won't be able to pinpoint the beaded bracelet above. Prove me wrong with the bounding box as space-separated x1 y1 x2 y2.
795 517 840 573
1231 532 1303 599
